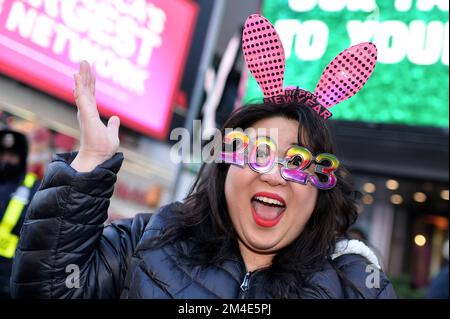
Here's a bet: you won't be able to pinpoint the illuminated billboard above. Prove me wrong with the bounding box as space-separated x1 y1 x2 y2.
244 0 449 128
0 0 198 139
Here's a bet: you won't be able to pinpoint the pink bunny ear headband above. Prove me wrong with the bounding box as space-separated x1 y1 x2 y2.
242 14 378 120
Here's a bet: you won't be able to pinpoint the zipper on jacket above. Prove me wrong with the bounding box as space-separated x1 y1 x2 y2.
239 271 251 298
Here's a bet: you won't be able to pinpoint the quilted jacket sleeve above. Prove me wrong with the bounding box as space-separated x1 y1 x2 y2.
10 152 151 299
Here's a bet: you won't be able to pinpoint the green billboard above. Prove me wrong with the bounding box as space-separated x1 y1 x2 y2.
243 0 449 128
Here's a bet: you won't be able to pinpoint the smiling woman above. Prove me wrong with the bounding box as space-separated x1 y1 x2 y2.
10 14 396 299
150 101 380 298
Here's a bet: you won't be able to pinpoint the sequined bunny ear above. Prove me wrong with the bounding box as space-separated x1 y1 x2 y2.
314 42 377 108
242 14 286 98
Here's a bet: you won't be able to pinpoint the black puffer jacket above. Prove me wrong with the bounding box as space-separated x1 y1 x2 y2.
11 153 396 299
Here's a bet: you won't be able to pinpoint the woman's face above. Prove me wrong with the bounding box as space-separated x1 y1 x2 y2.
225 116 318 256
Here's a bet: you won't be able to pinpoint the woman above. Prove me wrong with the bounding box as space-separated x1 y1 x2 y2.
11 15 396 299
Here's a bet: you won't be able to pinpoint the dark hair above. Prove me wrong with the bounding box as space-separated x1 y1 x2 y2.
154 102 360 298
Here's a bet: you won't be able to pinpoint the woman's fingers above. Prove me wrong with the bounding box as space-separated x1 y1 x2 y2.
75 61 93 96
79 60 90 87
73 73 81 100
107 116 120 139
80 61 96 96
90 73 96 96
73 61 100 119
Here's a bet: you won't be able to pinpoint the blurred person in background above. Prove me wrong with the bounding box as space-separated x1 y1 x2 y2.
426 238 449 299
0 129 40 298
347 227 368 241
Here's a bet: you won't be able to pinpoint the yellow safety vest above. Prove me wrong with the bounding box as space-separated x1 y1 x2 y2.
0 173 36 259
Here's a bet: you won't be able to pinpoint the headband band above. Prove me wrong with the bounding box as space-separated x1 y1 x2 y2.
263 87 332 120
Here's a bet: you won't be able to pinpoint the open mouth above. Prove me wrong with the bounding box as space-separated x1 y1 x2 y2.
250 192 286 228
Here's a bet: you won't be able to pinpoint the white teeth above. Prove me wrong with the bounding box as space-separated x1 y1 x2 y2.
254 196 285 206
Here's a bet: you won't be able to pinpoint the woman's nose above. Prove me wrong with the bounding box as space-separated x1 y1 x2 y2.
258 164 287 186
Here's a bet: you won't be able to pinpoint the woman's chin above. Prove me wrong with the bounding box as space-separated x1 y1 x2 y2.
243 235 282 253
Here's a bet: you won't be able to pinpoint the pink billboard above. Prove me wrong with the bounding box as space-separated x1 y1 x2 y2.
0 0 198 139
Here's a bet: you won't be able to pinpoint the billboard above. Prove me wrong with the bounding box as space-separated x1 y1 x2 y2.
0 0 198 139
244 0 449 128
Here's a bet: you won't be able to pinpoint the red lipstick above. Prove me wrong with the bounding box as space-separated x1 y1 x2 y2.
251 192 286 228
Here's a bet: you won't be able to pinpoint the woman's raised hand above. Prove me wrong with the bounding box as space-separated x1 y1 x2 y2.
70 61 120 172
